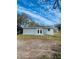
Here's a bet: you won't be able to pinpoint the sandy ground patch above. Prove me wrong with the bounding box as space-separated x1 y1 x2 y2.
17 39 59 59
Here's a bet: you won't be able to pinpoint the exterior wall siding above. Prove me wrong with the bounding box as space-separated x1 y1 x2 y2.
23 28 54 35
23 29 37 35
43 29 54 35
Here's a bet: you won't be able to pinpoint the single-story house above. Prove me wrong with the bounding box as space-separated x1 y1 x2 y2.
23 26 54 35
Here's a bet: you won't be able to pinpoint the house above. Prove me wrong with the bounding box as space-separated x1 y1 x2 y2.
23 26 54 35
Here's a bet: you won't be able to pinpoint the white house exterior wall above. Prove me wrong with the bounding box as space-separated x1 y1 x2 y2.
43 29 54 35
23 28 54 35
23 28 37 35
46 29 54 35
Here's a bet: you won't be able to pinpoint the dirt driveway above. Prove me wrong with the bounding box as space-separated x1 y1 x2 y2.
17 39 59 59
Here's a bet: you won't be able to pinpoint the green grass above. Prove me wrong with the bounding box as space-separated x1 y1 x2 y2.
17 32 61 41
51 43 61 59
39 55 50 59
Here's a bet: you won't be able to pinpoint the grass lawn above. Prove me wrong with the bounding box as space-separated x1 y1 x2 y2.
17 32 61 41
17 32 61 59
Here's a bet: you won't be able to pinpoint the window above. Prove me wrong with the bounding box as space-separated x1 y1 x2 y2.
48 28 50 31
38 29 42 34
38 30 39 33
40 30 42 33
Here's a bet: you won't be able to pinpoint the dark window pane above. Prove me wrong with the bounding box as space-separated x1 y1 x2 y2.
40 30 42 33
48 28 50 31
38 30 39 33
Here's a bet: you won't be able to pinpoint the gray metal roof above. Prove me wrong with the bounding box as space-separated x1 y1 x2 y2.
23 26 53 29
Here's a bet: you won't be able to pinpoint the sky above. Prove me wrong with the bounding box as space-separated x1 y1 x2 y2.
17 0 61 26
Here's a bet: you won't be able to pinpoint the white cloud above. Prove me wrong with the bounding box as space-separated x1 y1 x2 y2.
17 6 54 25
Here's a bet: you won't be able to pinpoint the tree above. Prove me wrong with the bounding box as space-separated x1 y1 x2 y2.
55 24 61 31
53 0 61 11
17 13 28 34
17 13 28 27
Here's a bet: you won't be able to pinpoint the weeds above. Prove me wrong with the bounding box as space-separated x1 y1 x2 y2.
51 44 61 59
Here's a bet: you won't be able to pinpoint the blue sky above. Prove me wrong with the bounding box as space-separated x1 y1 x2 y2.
17 0 61 26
